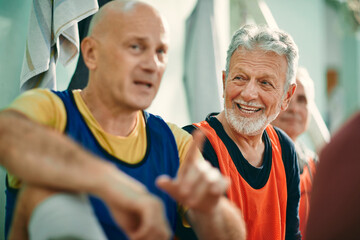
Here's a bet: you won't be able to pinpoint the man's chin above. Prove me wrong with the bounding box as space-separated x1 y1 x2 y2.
237 124 265 136
132 98 154 111
226 113 264 136
225 107 281 137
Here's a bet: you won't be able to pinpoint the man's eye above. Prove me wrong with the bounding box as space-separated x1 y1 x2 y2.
156 48 164 54
130 44 142 52
298 96 307 104
260 80 274 88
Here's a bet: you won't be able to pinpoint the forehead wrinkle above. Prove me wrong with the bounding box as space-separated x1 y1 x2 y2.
229 57 282 80
237 66 278 80
233 47 286 77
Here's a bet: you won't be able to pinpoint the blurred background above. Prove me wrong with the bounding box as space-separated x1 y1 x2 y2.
0 0 359 237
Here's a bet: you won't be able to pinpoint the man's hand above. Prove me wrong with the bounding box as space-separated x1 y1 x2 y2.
156 131 246 240
107 193 171 240
156 130 229 213
99 169 172 240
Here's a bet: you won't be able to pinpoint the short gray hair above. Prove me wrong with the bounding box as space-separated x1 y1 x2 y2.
225 24 299 92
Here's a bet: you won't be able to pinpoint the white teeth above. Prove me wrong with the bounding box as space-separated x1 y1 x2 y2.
236 103 260 113
241 108 257 113
242 107 257 111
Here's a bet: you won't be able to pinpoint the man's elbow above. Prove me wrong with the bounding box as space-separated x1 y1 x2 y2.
0 110 30 167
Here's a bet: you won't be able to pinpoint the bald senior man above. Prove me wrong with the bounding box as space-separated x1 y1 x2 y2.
0 1 245 240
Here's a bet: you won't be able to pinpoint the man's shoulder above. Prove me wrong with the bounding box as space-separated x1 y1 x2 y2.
16 88 55 101
166 122 192 138
182 113 221 134
182 124 197 134
6 88 67 131
270 125 298 174
271 125 296 150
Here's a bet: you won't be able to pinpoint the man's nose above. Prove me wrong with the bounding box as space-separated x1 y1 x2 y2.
141 52 159 72
240 79 258 101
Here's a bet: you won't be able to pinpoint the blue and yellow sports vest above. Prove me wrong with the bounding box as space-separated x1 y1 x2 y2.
5 90 179 240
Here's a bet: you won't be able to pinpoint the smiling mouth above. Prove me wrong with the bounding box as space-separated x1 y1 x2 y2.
236 103 262 113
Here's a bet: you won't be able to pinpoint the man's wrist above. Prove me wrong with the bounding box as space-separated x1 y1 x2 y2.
91 162 147 205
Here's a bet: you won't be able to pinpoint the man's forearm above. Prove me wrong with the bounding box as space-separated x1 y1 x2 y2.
188 197 246 240
0 110 144 198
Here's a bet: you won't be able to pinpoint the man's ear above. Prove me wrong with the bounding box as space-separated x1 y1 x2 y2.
281 83 297 111
222 70 226 98
81 37 97 70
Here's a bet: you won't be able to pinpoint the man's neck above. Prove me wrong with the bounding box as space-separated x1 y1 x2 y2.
216 111 266 168
80 88 139 137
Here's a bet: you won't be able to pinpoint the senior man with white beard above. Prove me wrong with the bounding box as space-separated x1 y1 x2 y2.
183 24 301 240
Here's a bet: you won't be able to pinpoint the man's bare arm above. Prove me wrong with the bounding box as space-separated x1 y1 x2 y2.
0 110 116 192
0 110 171 239
157 131 246 240
186 197 246 240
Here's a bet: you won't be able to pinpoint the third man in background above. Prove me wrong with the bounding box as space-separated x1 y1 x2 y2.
272 67 318 239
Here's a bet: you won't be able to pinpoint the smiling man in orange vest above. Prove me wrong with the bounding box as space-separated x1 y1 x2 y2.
184 24 301 240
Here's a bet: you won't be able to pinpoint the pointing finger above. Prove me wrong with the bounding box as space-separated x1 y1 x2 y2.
181 130 205 171
156 175 179 198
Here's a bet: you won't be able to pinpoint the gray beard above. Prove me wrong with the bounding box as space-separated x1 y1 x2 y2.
224 105 280 136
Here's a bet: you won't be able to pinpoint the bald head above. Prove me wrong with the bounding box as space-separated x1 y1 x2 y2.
88 1 165 37
81 0 169 111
